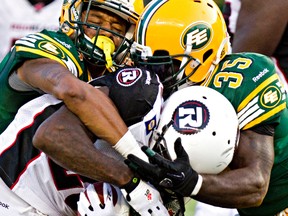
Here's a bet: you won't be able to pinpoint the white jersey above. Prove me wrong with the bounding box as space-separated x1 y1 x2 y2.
0 0 62 61
0 94 81 216
0 67 163 215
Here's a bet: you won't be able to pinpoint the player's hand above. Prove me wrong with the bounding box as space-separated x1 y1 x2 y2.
125 138 202 197
121 177 169 216
77 182 130 216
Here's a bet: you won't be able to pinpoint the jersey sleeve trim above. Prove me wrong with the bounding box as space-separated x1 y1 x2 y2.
241 103 286 130
36 33 83 76
16 46 67 68
237 74 279 112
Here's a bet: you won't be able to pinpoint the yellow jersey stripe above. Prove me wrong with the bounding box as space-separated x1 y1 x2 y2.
36 33 83 76
242 102 286 130
16 46 66 68
237 74 279 112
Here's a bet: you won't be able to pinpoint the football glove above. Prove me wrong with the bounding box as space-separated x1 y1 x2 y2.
121 176 169 216
77 182 130 216
125 138 203 197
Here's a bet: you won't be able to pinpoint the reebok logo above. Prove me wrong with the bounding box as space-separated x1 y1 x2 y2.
252 68 269 82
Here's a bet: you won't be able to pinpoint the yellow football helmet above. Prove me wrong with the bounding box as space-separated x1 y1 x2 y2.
59 0 144 69
131 0 230 93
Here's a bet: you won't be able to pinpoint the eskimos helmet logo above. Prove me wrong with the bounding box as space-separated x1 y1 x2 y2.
172 100 210 135
181 22 212 50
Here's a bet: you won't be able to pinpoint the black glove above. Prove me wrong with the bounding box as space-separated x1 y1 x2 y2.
125 138 202 197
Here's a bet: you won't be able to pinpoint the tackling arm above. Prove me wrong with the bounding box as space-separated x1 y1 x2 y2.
127 130 274 208
33 105 133 187
18 58 128 145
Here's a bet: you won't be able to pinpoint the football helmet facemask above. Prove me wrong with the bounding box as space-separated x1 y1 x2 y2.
60 0 143 70
131 0 231 95
150 86 239 174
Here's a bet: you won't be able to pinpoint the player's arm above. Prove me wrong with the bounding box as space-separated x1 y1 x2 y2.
18 58 127 145
127 129 274 208
33 104 133 187
232 0 288 55
33 104 169 216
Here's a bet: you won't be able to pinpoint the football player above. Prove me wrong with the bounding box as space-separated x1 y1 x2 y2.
194 0 288 214
0 1 167 214
0 0 151 162
125 0 288 215
0 66 168 216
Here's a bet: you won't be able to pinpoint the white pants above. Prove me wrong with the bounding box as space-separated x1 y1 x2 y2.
0 178 47 216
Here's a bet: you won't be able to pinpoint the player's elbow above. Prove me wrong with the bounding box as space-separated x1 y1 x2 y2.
32 120 60 153
247 175 269 207
53 75 88 104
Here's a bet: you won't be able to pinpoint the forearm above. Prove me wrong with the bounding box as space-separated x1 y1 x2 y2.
33 106 133 187
60 82 128 145
195 168 267 208
19 58 128 144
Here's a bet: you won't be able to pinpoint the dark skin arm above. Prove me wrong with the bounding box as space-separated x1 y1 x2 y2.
33 104 134 187
195 130 274 208
18 58 128 144
232 0 288 55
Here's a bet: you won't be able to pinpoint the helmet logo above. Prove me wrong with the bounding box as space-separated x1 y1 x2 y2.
172 100 210 135
116 68 142 86
181 23 212 50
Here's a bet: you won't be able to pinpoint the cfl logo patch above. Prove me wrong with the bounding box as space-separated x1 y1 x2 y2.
182 23 212 50
116 68 142 86
172 100 210 135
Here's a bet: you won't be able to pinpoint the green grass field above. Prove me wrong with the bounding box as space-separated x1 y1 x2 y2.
185 199 197 216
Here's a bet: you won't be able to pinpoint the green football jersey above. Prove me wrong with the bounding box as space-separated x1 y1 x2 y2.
204 52 288 216
0 29 89 133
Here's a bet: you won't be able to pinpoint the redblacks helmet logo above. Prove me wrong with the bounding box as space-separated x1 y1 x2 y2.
172 100 210 135
116 68 142 87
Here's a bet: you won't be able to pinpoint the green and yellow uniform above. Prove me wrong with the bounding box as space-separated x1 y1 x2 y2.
0 29 90 133
204 52 288 216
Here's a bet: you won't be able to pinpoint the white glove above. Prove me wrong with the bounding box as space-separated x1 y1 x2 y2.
121 177 169 216
77 182 130 216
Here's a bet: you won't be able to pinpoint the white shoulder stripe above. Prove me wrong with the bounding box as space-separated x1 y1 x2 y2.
0 95 61 154
238 96 265 129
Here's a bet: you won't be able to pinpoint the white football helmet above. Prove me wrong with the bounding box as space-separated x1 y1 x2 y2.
77 182 130 216
151 86 239 174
